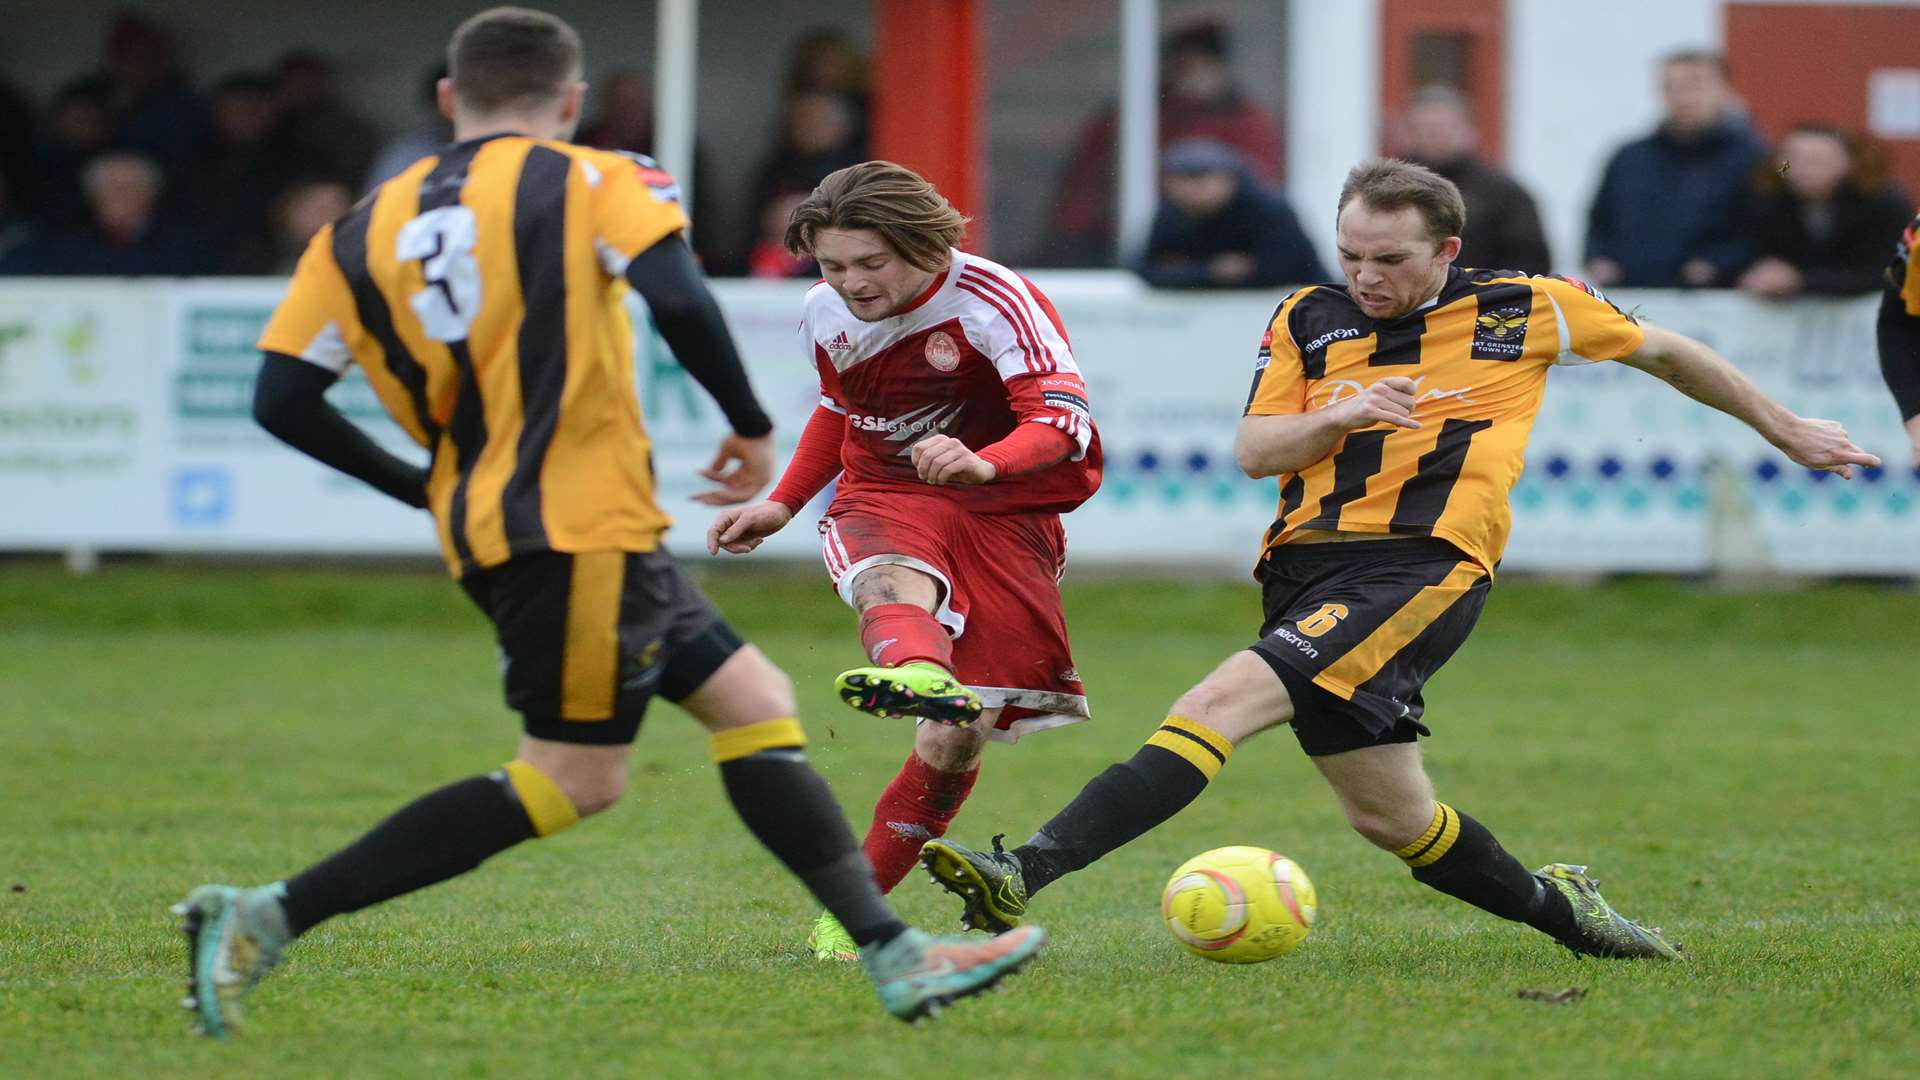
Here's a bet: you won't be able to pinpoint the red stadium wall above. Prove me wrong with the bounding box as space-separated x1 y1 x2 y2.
1726 1 1920 201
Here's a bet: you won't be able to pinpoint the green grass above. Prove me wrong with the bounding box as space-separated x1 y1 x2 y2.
2 562 1916 1078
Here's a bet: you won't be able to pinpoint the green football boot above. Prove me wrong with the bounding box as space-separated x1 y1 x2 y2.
834 662 982 727
171 883 294 1038
1536 863 1686 960
862 925 1046 1022
920 835 1029 933
806 911 860 962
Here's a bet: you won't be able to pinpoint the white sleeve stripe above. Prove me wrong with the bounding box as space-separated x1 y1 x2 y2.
297 320 351 374
956 279 1038 373
819 396 847 414
1543 290 1600 366
960 267 1052 372
963 265 1075 374
596 238 631 278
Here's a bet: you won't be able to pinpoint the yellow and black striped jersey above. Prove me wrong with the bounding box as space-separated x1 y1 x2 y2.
1887 208 1920 314
258 134 688 577
1244 266 1645 575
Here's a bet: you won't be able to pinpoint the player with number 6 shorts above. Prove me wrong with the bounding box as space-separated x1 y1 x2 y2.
707 161 1102 961
920 158 1877 962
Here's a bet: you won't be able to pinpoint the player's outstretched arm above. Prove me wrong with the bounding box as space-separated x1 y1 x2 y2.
1621 323 1881 479
253 352 429 508
1234 376 1421 478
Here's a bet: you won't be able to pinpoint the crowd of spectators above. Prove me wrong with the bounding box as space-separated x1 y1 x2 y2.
0 17 1908 300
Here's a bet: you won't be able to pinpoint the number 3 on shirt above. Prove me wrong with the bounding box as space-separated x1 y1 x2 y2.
397 206 481 343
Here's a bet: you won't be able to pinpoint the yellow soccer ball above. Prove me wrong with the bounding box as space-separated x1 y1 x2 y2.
1160 846 1317 963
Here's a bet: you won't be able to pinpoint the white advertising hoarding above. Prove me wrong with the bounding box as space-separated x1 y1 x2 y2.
0 278 1911 575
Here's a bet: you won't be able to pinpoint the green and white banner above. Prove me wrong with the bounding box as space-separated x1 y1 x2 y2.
0 279 1911 575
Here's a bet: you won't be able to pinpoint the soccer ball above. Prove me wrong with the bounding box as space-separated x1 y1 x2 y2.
1160 846 1317 963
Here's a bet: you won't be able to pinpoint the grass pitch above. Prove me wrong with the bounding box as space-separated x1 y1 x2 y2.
1 561 1916 1078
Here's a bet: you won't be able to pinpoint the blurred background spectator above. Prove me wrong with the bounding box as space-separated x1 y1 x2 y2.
267 176 354 274
783 27 870 149
1738 123 1910 298
747 92 863 250
746 189 817 279
1138 138 1323 290
275 49 379 186
577 69 723 267
1050 19 1283 267
65 14 211 192
189 72 331 273
365 64 452 191
1584 50 1766 288
1396 85 1550 275
23 84 118 230
0 151 204 276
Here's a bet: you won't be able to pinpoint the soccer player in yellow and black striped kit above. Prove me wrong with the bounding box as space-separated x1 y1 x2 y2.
171 7 1041 1037
1876 208 1920 470
925 158 1877 958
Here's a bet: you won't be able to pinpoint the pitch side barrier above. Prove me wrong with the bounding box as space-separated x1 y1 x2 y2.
0 276 1910 576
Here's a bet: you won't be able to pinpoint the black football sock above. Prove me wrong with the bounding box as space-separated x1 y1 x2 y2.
1014 715 1234 896
278 760 580 936
713 718 908 949
1396 802 1575 939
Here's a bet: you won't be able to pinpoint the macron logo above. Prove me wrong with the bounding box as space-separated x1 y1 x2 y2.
823 331 853 352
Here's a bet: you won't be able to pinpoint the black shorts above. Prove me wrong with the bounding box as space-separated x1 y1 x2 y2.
460 548 743 745
1247 538 1490 757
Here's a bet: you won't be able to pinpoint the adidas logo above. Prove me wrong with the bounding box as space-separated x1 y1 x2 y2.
823 331 853 352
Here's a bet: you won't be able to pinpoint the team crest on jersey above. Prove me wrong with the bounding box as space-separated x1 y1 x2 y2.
1471 306 1529 360
924 331 961 371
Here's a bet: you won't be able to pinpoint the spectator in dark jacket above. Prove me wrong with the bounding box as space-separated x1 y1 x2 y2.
1138 138 1324 290
1 151 206 276
1585 50 1767 288
1738 123 1911 298
1399 85 1551 274
1051 20 1284 267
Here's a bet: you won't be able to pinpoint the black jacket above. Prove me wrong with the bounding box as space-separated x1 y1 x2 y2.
1585 116 1768 286
1139 178 1325 289
1417 156 1551 275
1745 182 1912 295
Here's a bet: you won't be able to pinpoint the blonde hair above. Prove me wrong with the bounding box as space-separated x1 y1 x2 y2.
785 160 968 272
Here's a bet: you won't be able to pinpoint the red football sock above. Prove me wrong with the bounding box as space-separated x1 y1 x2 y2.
859 602 955 670
862 752 981 893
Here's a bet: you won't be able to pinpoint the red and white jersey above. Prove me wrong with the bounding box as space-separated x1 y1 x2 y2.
801 249 1102 515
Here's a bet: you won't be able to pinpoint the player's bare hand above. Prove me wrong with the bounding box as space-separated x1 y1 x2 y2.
1771 416 1880 480
706 500 793 555
691 433 774 506
911 434 997 485
1906 415 1920 471
1331 376 1422 432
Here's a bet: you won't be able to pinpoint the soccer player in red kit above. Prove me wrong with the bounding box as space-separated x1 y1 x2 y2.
707 161 1102 959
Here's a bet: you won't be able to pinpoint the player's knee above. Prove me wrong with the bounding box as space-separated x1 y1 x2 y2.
553 761 626 817
1344 802 1431 851
511 747 628 822
914 718 989 772
680 645 797 731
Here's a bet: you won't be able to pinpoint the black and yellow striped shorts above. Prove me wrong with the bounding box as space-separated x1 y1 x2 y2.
460 549 743 745
1248 537 1490 757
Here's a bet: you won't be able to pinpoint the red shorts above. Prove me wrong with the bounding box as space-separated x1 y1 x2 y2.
818 487 1089 742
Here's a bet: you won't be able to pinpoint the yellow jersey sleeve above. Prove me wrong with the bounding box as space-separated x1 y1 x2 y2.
1889 212 1920 316
588 150 692 273
1537 275 1644 364
1243 290 1313 416
256 224 359 373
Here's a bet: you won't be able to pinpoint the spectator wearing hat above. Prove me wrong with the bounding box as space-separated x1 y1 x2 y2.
1051 20 1283 266
1138 138 1324 290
